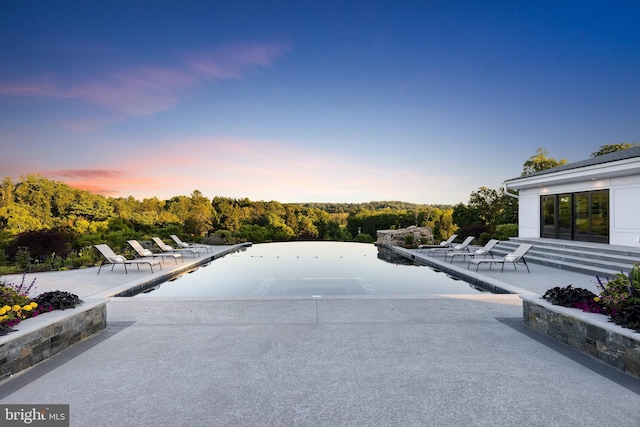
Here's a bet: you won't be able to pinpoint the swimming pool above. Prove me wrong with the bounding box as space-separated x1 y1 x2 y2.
133 241 488 298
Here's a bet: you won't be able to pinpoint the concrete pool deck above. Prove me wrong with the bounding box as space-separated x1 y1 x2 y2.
1 244 639 426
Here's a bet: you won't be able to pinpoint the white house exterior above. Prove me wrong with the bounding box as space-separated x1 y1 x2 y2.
503 147 640 248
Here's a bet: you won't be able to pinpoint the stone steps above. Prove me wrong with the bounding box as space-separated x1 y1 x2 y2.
486 237 640 277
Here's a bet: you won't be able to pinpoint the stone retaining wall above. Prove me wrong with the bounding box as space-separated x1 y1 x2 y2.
0 300 107 380
522 295 640 377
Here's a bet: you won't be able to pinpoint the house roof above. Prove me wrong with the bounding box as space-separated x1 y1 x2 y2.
505 146 640 184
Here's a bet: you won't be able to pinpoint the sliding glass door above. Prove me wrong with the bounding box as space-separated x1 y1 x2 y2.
574 190 609 243
539 190 609 243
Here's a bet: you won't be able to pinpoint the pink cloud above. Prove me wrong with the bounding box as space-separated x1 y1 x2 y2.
0 80 64 98
0 41 291 120
50 168 161 198
6 135 468 203
187 42 291 79
64 182 121 195
54 169 124 179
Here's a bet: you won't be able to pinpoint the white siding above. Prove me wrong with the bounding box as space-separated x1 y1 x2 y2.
515 175 640 247
611 176 640 247
517 189 539 238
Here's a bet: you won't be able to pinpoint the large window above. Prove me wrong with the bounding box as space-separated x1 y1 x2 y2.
540 190 609 243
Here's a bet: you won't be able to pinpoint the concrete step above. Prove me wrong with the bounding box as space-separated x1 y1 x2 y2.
493 244 633 272
486 238 640 278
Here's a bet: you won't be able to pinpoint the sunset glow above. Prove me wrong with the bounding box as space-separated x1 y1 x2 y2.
1 2 639 204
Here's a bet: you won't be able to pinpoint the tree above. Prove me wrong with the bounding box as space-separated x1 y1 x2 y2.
0 177 14 208
522 148 567 176
590 142 639 157
452 186 518 238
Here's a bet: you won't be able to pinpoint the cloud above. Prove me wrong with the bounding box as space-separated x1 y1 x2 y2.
54 169 124 179
13 135 470 204
0 80 63 97
0 41 291 118
187 42 291 79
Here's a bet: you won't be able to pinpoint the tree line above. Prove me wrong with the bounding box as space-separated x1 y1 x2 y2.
0 174 460 272
0 142 635 273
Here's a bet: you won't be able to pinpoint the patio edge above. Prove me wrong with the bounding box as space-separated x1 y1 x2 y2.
522 294 640 377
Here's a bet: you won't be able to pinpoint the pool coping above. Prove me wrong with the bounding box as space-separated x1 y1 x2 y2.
95 242 253 298
121 242 503 299
383 245 537 296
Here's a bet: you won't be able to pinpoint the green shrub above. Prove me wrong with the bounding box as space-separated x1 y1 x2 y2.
494 224 518 240
14 248 31 270
63 248 98 269
236 224 270 243
478 232 491 246
354 233 374 243
0 266 19 275
596 264 640 315
204 230 232 245
5 229 71 262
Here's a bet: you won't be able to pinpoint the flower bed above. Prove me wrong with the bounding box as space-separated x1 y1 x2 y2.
527 263 640 377
0 299 106 380
541 264 640 333
522 295 640 377
0 275 83 335
0 274 102 379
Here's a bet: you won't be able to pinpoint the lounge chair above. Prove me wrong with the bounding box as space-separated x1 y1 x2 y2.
94 244 162 275
445 239 499 263
468 243 533 273
127 240 183 264
151 237 200 258
429 236 474 257
170 234 212 253
417 234 458 252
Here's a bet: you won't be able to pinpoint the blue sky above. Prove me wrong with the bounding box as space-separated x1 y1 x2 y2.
1 1 638 205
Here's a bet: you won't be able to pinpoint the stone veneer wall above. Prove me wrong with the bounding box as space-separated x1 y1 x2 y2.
0 300 107 380
522 295 640 377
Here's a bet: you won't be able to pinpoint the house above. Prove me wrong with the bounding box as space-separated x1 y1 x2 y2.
503 147 640 247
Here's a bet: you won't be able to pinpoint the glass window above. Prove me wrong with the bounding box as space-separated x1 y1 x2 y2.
540 190 609 243
591 191 609 237
574 193 590 236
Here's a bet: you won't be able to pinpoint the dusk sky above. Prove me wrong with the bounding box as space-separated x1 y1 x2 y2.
1 1 639 205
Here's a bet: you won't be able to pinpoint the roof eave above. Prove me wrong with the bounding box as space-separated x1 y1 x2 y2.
503 157 640 190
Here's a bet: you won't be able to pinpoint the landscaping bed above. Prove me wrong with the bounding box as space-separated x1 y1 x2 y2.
522 295 640 377
0 274 103 380
0 299 107 380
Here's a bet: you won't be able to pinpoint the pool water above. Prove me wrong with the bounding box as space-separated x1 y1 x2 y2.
134 241 488 298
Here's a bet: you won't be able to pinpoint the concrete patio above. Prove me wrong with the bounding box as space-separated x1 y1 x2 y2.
0 244 639 426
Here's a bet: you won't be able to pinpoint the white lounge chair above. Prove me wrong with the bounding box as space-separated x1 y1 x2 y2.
468 243 533 273
151 237 200 258
445 239 499 263
127 240 183 264
429 236 474 257
170 234 212 253
417 234 458 252
94 244 162 274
